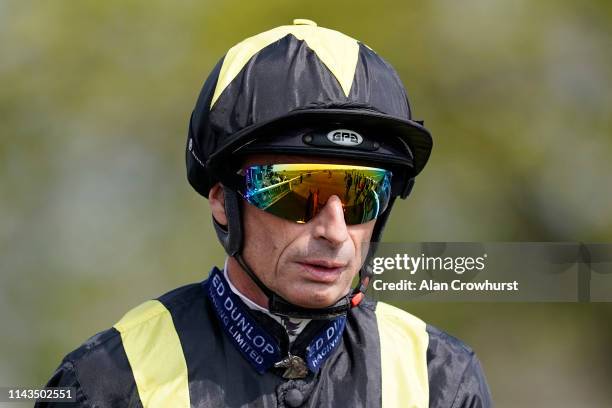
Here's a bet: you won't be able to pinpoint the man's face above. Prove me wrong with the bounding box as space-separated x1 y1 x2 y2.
211 154 377 309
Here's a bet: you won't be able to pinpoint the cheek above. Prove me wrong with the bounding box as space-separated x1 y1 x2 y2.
348 220 376 262
241 204 299 274
243 210 277 259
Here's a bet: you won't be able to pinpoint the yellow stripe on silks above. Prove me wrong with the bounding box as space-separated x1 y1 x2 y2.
113 300 189 408
375 302 429 408
211 24 360 107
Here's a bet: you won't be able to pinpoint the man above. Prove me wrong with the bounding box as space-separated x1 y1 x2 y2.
38 19 492 407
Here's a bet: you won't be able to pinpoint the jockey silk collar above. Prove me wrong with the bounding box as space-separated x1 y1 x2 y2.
204 267 346 375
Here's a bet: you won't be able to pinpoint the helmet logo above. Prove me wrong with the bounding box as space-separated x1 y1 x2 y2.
327 129 363 146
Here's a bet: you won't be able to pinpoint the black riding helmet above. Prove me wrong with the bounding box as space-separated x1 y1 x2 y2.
186 19 433 319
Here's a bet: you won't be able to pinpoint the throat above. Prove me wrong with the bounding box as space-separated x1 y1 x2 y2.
223 261 310 343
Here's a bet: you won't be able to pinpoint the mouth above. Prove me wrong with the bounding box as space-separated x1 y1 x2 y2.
296 259 347 283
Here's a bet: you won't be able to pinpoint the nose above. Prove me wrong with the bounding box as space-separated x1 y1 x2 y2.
310 195 349 246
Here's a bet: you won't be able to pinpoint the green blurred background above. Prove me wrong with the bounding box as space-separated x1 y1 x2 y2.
1 1 611 406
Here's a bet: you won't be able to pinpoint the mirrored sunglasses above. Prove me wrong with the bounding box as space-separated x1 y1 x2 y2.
236 164 392 225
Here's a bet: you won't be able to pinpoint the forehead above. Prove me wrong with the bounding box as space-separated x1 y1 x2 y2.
240 154 379 168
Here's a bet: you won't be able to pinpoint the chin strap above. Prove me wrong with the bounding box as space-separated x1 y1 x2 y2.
213 186 399 320
348 195 397 308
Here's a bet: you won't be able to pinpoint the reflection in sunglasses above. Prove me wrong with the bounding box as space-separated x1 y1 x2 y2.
239 164 392 225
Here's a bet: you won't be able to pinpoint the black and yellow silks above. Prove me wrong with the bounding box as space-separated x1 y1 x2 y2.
37 267 491 407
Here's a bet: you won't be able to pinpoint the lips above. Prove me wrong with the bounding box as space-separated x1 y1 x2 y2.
296 260 347 283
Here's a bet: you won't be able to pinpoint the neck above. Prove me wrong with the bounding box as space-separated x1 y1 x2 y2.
226 256 269 309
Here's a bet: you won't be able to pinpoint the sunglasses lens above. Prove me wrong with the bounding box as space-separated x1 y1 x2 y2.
238 164 392 224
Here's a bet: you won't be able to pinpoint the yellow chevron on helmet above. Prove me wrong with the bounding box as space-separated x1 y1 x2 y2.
211 19 360 106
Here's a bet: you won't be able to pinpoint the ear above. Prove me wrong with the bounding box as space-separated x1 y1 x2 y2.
209 183 228 226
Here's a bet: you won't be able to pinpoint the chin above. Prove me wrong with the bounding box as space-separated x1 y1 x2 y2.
287 287 347 309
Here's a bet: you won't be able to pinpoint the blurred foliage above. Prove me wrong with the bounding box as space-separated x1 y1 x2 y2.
1 1 611 406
